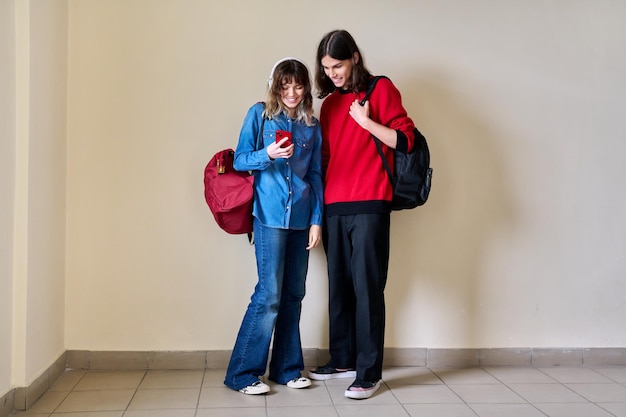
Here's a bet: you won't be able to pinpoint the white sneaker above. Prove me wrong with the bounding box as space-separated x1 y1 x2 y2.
239 380 270 395
286 377 312 389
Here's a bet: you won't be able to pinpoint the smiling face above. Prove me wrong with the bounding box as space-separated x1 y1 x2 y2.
280 79 305 117
321 54 355 90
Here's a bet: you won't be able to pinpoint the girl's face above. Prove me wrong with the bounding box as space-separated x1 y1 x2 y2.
280 79 305 116
321 54 354 90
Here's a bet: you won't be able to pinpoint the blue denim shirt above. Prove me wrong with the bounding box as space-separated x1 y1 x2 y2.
234 102 323 230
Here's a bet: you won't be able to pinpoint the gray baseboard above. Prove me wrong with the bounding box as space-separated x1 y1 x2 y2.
64 347 626 371
4 347 626 415
0 390 13 417
3 352 66 415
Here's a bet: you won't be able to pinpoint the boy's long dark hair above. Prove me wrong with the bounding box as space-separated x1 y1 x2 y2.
315 29 372 99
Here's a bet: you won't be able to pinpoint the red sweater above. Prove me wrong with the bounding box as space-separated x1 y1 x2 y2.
321 77 415 216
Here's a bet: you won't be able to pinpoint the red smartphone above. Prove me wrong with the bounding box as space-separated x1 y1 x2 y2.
275 130 293 147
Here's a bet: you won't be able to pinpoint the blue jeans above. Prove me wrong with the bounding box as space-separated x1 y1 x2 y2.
224 219 310 391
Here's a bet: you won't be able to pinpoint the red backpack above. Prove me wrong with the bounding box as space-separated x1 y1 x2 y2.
204 108 264 241
203 149 254 237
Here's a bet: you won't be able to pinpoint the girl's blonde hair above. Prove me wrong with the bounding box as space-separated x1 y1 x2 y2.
264 59 315 126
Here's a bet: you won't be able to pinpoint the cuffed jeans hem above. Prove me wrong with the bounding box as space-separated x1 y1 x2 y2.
268 371 303 385
224 375 263 392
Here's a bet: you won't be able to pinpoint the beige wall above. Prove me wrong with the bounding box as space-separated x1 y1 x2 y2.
1 0 68 397
65 0 626 351
2 0 626 398
25 0 68 380
1 0 17 398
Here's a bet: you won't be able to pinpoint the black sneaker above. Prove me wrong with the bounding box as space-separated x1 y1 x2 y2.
308 365 356 381
344 379 381 399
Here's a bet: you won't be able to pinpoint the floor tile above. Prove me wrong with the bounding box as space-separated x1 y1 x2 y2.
534 402 615 417
126 388 199 410
597 403 626 417
449 383 526 404
267 405 339 417
483 366 557 383
265 382 332 407
431 368 501 384
123 410 195 417
55 390 135 413
383 367 443 386
538 367 613 383
593 367 626 383
201 369 227 387
335 403 410 417
48 371 86 392
565 382 626 402
52 412 123 417
139 370 203 389
196 408 268 417
73 371 145 391
404 403 477 417
404 404 476 417
507 383 587 403
197 386 266 408
24 391 68 414
470 403 548 417
16 366 626 417
389 384 463 404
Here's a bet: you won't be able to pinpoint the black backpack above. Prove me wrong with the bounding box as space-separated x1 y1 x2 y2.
361 76 433 210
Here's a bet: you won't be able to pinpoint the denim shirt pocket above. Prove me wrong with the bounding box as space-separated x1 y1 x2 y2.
294 136 313 152
261 129 275 150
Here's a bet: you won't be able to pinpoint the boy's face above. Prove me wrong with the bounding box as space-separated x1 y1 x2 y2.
321 55 354 90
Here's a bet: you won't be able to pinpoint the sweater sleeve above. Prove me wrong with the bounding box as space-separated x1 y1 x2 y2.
370 77 416 153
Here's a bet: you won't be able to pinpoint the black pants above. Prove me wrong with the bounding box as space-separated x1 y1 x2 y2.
322 212 390 382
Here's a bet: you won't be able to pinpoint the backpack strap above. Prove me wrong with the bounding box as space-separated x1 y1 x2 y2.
247 104 266 244
373 135 395 186
361 76 395 185
360 75 390 106
256 113 266 152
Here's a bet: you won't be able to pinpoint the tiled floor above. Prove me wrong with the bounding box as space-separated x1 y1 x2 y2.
11 366 626 417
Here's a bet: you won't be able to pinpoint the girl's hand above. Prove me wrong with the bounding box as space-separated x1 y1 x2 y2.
306 225 322 250
266 138 294 159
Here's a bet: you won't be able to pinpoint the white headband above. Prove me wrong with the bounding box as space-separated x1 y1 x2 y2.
268 56 308 88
